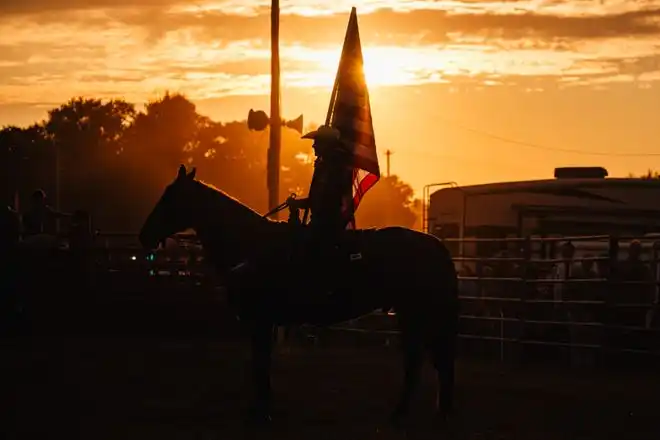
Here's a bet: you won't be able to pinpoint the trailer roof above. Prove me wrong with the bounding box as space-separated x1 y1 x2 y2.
430 177 660 198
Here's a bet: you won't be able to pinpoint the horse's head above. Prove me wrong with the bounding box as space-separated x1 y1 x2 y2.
20 234 61 250
139 164 197 250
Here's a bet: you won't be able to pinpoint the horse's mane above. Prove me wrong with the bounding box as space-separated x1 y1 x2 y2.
194 179 275 224
195 179 225 194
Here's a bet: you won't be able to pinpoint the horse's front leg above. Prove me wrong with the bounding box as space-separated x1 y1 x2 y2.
391 320 424 428
247 321 274 425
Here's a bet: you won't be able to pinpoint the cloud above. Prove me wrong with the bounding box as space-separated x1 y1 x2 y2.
4 1 660 43
564 53 660 83
1 0 657 16
0 0 175 15
100 7 660 47
0 0 659 108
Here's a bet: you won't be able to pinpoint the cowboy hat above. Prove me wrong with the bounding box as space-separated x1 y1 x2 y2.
301 124 341 141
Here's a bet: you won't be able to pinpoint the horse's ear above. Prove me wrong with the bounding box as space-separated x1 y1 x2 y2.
188 167 196 180
177 164 186 180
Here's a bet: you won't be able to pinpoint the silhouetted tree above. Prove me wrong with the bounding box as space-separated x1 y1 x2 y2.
1 93 421 232
44 97 136 217
189 119 314 212
628 169 660 179
0 124 53 208
356 175 419 229
123 93 197 169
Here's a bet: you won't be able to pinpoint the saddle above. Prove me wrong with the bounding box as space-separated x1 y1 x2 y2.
288 226 368 266
281 228 368 303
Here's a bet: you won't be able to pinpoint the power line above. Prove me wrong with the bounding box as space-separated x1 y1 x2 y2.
440 118 660 158
376 146 501 167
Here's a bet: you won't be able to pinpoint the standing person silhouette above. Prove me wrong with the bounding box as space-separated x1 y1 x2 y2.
22 189 70 237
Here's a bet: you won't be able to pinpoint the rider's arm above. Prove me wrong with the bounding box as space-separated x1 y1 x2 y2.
46 206 72 218
289 197 310 209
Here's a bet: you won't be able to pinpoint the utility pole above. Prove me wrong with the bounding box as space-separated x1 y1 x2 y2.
269 0 285 346
244 1 284 344
385 149 393 177
267 0 282 219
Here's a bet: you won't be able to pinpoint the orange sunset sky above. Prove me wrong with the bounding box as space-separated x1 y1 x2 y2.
1 1 660 196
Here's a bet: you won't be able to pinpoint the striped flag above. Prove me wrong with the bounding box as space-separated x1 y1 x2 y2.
327 7 380 228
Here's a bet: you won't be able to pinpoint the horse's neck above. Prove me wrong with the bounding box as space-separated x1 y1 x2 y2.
191 187 274 266
196 220 279 269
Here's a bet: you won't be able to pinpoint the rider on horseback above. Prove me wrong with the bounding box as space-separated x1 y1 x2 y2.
288 125 355 251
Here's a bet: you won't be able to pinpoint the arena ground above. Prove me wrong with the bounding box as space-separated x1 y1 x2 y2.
4 334 660 440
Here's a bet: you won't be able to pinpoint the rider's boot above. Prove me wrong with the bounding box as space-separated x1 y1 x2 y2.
306 229 337 299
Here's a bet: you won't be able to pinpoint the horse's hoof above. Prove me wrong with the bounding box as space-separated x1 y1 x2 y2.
436 398 452 416
388 411 409 430
245 409 273 427
435 408 457 431
435 410 449 425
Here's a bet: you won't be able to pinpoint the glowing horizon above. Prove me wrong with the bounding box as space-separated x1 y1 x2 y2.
1 1 660 194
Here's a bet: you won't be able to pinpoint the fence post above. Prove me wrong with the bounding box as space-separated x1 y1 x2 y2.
652 243 660 305
648 242 660 329
517 236 531 364
602 235 619 365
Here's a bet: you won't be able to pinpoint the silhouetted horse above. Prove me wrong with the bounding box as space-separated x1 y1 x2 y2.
139 165 459 426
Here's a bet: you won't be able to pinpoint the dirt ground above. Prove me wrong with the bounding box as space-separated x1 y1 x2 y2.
3 335 660 440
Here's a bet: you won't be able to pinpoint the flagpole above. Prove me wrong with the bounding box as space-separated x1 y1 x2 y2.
268 0 282 219
325 61 341 126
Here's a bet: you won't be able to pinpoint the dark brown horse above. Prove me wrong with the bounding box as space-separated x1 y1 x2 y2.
139 165 459 426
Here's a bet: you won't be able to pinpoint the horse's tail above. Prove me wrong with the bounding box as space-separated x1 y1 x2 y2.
436 234 460 348
428 235 459 414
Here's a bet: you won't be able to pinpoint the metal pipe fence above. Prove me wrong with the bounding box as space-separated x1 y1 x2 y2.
323 234 660 365
21 231 660 363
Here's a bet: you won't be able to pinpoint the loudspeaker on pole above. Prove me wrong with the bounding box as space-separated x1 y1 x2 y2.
284 114 303 134
247 109 304 134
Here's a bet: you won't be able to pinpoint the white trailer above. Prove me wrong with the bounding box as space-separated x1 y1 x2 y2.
425 167 660 258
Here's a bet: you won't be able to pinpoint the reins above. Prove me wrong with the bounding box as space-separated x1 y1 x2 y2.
263 193 300 219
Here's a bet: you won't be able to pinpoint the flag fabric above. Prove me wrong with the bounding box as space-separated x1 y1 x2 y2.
327 7 380 228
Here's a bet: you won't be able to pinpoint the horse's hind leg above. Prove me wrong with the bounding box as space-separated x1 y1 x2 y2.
247 321 274 426
390 316 424 426
428 324 457 417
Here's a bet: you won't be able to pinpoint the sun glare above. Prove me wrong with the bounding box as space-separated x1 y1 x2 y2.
282 45 486 89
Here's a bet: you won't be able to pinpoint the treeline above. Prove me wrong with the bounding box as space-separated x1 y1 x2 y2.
628 170 660 180
1 93 420 232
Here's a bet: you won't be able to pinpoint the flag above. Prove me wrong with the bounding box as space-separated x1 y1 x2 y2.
327 7 380 228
